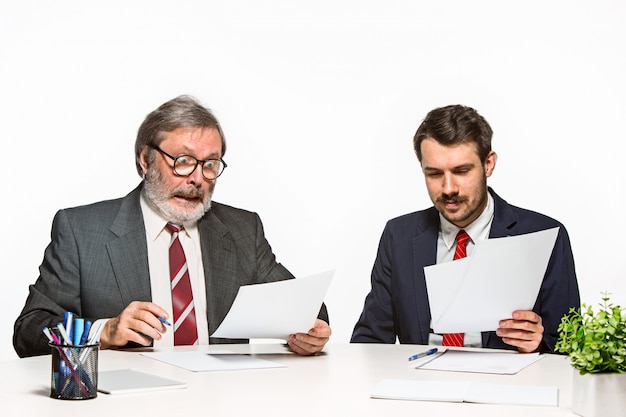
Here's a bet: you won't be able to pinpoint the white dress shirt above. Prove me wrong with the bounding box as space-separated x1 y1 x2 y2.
140 192 210 346
428 193 495 347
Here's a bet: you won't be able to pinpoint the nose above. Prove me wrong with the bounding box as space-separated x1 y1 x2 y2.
442 172 458 195
186 163 205 186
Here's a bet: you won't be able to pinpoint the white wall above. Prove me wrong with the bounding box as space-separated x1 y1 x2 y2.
1 0 624 361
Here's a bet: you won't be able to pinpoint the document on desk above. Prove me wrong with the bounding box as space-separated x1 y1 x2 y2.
142 350 286 372
98 369 186 394
425 227 559 333
413 349 544 374
211 270 333 339
371 379 558 406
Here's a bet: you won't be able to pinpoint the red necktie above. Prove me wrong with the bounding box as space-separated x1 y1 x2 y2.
165 223 198 346
442 229 470 347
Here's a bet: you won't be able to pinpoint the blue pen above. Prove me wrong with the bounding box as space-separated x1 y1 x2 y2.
73 318 84 345
159 317 172 326
408 347 438 362
79 321 92 345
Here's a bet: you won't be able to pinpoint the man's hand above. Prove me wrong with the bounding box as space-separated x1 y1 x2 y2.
287 319 331 356
100 301 169 349
496 310 544 353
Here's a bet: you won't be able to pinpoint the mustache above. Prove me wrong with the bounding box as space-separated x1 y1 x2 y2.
436 193 467 204
170 187 205 200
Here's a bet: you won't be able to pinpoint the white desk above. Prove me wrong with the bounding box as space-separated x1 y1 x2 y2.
2 343 576 416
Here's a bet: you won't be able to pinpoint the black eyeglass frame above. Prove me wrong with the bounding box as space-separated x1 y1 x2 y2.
149 144 227 180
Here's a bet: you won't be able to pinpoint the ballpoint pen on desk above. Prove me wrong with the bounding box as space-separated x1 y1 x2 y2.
408 347 439 362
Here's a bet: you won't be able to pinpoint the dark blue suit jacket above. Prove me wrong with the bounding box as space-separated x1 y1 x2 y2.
351 188 580 352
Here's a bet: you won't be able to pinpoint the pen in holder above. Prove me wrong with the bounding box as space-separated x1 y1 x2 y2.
49 341 99 400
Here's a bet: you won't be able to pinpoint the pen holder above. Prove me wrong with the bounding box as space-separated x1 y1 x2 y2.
49 342 99 400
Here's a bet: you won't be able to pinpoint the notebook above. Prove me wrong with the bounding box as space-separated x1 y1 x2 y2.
98 369 187 395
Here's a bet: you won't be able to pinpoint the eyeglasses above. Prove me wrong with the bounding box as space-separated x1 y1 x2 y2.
149 144 227 180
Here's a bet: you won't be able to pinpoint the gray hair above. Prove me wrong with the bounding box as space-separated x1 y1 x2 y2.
134 95 226 177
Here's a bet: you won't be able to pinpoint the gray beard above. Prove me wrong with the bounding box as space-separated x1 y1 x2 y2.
143 167 212 225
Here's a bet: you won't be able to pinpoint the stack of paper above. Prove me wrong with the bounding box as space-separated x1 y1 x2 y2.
141 350 286 372
412 349 544 375
425 228 559 333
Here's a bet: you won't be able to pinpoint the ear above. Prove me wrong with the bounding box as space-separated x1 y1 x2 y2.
138 146 150 175
484 151 497 177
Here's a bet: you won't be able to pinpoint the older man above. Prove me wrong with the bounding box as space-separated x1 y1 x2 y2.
14 96 330 357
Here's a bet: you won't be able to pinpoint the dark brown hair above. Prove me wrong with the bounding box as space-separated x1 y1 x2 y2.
413 105 492 163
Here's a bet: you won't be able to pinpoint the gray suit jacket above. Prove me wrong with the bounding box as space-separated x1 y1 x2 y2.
14 184 328 357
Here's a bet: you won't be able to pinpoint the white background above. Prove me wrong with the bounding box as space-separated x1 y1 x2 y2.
1 1 624 361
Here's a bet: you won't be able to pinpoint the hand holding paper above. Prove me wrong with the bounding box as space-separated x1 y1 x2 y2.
211 271 333 341
288 318 332 356
425 228 559 333
497 309 544 353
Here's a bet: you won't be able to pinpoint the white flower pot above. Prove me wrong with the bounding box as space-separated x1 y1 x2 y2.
571 369 626 417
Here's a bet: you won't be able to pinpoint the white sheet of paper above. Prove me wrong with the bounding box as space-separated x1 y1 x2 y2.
98 369 187 394
141 350 286 372
415 349 544 374
425 227 559 333
211 270 333 339
371 379 558 406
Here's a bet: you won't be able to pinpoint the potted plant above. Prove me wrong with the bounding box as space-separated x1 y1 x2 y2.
555 293 626 417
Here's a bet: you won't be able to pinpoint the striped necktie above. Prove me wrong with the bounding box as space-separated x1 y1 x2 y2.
442 229 470 347
165 223 198 346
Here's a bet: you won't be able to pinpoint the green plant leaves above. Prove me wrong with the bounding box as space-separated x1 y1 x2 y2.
555 292 626 374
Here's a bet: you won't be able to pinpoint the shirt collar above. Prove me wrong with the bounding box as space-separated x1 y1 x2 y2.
439 192 494 249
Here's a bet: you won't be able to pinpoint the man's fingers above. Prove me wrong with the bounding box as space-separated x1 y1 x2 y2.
290 335 329 354
287 336 320 356
511 310 542 324
497 310 543 353
101 301 168 348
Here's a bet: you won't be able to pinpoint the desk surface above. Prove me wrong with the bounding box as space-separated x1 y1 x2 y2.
2 343 576 416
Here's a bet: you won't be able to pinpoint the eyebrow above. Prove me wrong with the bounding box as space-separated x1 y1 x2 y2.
178 146 222 159
422 163 475 172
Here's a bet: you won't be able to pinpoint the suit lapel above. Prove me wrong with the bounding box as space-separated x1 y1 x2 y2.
197 207 238 334
487 188 518 238
412 210 439 342
106 185 151 306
